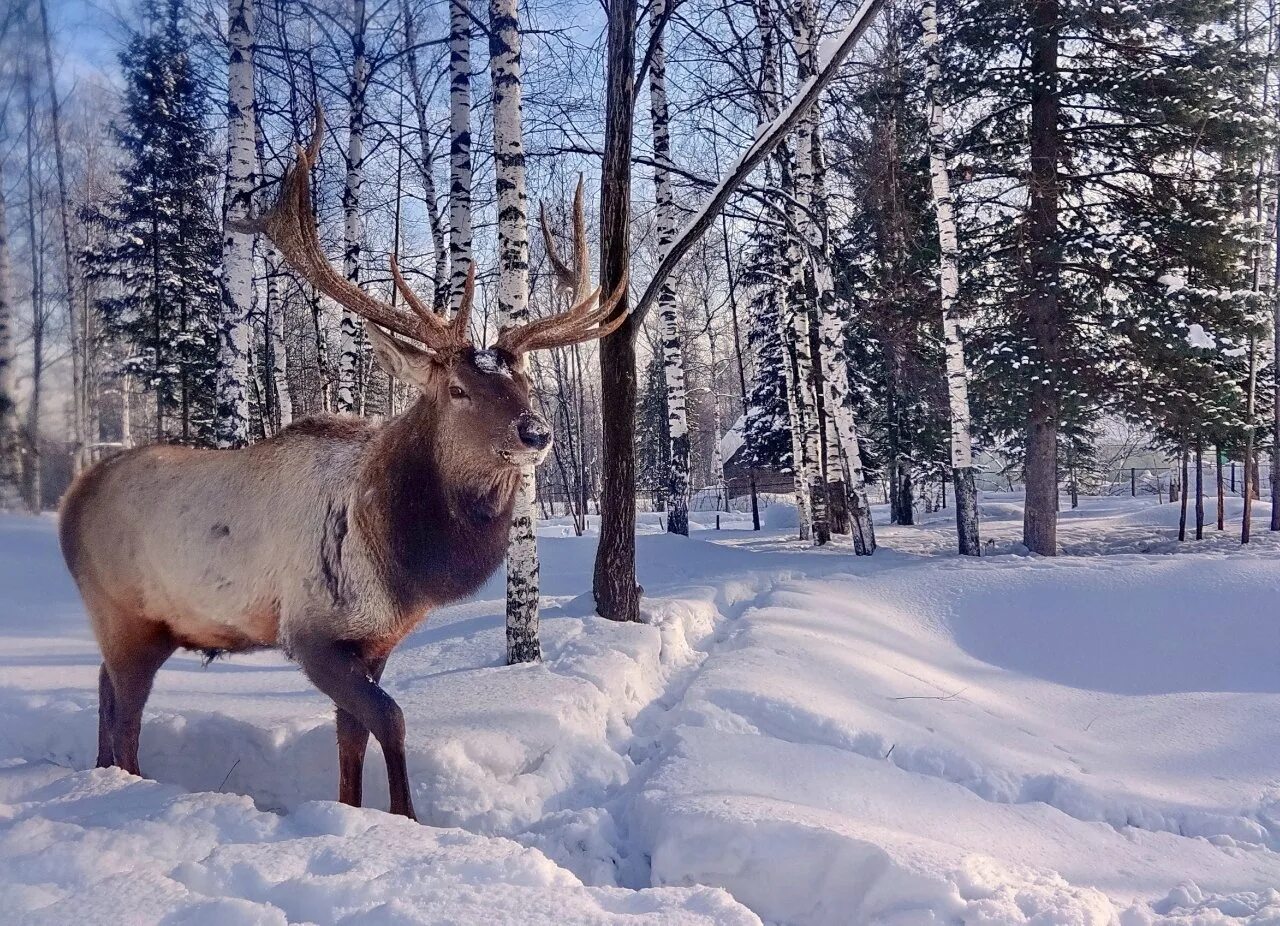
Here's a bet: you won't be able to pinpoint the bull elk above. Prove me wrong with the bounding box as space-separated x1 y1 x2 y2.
59 114 625 820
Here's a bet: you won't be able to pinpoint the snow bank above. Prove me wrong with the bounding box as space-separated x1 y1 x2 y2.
0 762 756 925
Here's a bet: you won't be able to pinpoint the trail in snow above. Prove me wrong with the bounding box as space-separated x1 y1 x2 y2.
3 494 1280 924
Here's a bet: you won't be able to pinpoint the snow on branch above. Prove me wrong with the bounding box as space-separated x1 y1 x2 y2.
628 0 885 327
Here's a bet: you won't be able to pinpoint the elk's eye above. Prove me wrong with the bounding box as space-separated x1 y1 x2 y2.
449 385 468 400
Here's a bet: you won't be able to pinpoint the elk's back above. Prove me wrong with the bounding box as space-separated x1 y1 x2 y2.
59 422 375 653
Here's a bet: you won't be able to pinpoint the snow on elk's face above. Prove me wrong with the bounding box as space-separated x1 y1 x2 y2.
441 348 552 468
366 324 552 469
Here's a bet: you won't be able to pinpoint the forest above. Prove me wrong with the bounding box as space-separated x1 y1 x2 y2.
3 0 1280 632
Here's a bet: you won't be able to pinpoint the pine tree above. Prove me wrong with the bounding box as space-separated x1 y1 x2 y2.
947 0 1269 552
82 0 221 445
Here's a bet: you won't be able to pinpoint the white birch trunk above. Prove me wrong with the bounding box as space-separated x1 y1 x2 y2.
339 0 368 414
0 189 20 511
922 0 979 555
216 0 257 447
403 0 450 313
490 0 540 663
36 0 86 473
649 0 691 536
750 0 812 540
450 0 474 317
265 242 292 430
788 0 829 546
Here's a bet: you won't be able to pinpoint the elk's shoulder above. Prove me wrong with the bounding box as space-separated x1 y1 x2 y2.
277 415 378 445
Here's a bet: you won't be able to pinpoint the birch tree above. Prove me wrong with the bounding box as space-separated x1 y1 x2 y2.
922 0 979 555
36 0 86 472
649 0 691 536
449 0 473 315
490 0 540 662
0 182 20 512
339 0 369 414
216 0 257 447
788 0 830 546
402 0 449 313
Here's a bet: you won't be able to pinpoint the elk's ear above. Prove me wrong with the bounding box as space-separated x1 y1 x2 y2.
368 324 437 385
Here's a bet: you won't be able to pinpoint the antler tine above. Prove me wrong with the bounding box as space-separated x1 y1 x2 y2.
238 106 457 351
539 201 578 297
496 273 630 355
571 176 591 303
390 253 449 332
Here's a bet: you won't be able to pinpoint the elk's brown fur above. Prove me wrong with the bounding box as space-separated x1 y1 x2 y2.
60 113 625 820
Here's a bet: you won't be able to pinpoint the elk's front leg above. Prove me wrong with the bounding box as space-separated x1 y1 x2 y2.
335 655 387 809
294 636 415 820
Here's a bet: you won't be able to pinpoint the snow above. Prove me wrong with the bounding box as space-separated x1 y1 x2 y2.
3 494 1280 923
1186 323 1217 349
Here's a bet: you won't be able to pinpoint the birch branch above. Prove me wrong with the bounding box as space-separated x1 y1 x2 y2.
628 0 884 328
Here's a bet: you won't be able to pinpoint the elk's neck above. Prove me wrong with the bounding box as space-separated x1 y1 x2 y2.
356 397 521 613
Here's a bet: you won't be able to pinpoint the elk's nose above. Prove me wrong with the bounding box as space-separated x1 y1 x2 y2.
517 414 552 451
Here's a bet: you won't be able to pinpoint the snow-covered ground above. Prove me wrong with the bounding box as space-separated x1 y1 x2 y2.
2 494 1280 924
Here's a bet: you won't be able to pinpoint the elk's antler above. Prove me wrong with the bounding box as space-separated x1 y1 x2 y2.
232 105 472 353
495 176 630 356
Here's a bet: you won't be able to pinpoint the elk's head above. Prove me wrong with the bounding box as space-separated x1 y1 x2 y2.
237 109 627 473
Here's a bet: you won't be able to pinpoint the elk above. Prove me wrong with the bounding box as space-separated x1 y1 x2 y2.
59 115 625 820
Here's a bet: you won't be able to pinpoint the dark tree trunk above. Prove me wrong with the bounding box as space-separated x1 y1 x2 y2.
1216 445 1225 530
593 0 641 623
1178 441 1189 542
1195 440 1204 540
1021 0 1060 556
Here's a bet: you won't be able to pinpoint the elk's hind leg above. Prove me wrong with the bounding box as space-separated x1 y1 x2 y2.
294 636 415 819
102 626 176 776
96 664 116 767
336 655 387 808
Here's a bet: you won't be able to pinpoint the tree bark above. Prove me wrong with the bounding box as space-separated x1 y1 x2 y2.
922 0 979 556
1216 445 1225 530
217 0 257 447
1022 0 1061 555
648 0 690 536
265 242 292 429
490 0 542 661
449 0 474 317
1178 440 1189 541
36 0 87 473
1195 440 1204 540
339 0 368 414
402 0 450 314
593 0 642 623
0 178 21 511
21 62 44 512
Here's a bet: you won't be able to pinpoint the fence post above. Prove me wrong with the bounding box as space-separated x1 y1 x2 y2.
1130 467 1136 497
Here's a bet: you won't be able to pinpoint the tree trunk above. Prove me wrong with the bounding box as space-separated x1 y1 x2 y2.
265 243 292 429
490 0 542 661
402 0 450 314
1177 440 1189 541
22 64 44 512
649 0 690 536
0 179 21 511
339 0 368 414
217 0 257 447
1195 440 1204 540
593 0 642 623
720 208 760 530
448 0 474 316
1022 0 1060 556
922 0 978 555
37 0 87 474
788 0 830 547
1243 334 1256 544
1216 445 1225 530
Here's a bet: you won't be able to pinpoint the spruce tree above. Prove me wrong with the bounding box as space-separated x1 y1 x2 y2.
82 0 221 445
946 0 1269 552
